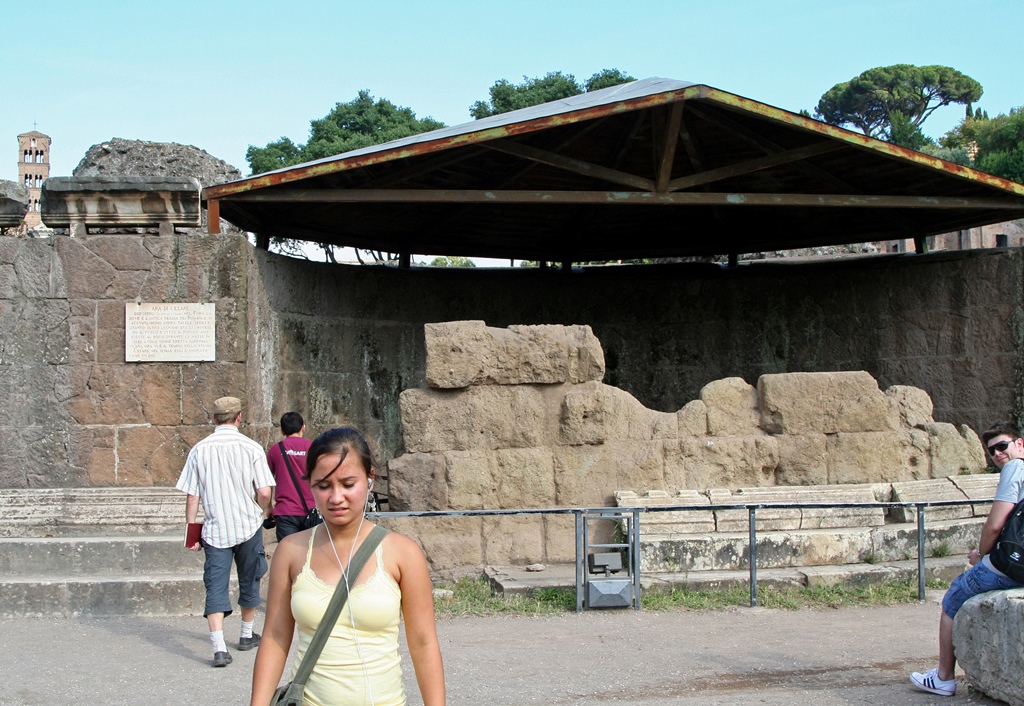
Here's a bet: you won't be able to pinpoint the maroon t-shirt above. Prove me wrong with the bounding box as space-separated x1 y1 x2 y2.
266 436 315 517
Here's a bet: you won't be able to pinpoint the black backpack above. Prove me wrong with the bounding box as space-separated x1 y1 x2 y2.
990 497 1024 583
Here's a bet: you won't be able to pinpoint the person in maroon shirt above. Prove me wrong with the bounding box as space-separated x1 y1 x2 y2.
265 412 321 541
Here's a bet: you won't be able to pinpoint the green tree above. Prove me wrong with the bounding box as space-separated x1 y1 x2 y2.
428 256 476 267
814 64 982 141
246 90 444 175
470 69 635 119
888 111 932 150
940 107 1024 183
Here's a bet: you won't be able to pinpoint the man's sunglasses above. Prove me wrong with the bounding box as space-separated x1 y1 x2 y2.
988 440 1015 455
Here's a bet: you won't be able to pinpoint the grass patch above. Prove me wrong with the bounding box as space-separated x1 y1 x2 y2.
931 542 951 558
432 576 575 616
433 576 950 616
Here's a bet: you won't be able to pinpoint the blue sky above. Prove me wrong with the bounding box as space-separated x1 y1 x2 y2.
4 0 1022 182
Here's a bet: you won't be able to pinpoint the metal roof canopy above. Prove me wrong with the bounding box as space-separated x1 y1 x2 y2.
204 78 1024 263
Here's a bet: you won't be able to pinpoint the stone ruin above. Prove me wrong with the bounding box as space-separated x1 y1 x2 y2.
388 320 987 516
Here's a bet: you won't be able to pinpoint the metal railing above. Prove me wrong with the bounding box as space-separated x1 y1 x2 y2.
370 497 990 608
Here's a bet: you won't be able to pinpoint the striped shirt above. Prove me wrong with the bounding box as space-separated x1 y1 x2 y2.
175 425 276 548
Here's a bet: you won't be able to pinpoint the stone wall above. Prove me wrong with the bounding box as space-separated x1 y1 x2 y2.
378 322 987 570
0 231 250 487
3 225 1023 492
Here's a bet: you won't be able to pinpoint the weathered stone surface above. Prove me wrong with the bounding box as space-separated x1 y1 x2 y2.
494 447 555 507
543 515 576 563
42 177 201 228
482 515 545 565
386 452 448 511
759 371 890 434
424 320 604 388
602 386 677 442
117 425 194 486
375 516 483 573
615 490 715 535
552 444 610 506
444 450 496 509
400 385 556 452
676 435 780 489
774 433 828 486
677 399 707 436
701 377 760 436
827 432 905 484
949 474 1001 517
558 381 605 446
890 478 973 523
921 423 987 478
953 588 1024 706
886 385 934 427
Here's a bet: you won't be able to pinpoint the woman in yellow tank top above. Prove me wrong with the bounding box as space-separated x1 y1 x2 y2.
251 428 446 706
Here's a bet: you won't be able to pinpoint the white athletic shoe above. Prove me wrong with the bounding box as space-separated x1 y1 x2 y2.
910 668 956 696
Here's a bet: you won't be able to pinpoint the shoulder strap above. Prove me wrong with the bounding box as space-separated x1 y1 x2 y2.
278 441 311 515
290 525 389 687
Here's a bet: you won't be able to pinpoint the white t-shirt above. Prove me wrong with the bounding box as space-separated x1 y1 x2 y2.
175 425 275 548
982 458 1024 575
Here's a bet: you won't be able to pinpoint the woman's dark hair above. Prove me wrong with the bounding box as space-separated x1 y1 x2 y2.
306 427 375 482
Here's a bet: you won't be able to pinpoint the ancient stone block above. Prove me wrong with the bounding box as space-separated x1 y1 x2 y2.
886 384 934 427
374 516 485 572
602 385 678 441
400 385 555 452
482 515 546 565
889 478 972 523
758 371 887 434
615 489 715 535
180 363 248 425
41 176 201 228
553 444 611 507
387 452 448 511
677 435 780 490
603 441 667 494
543 515 576 563
55 236 118 300
423 320 604 388
494 447 556 507
558 381 605 446
701 377 760 436
826 432 904 484
117 425 192 486
774 433 828 486
444 450 496 509
953 589 1024 706
13 240 64 298
895 428 931 481
920 422 987 477
677 399 707 436
95 299 126 364
216 296 248 363
85 236 155 272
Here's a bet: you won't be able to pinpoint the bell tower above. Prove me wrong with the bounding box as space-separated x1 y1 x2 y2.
17 131 51 228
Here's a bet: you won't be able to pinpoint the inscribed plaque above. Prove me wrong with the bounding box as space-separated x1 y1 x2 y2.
125 302 216 362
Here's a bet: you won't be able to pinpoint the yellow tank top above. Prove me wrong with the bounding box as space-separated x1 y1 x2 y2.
291 526 405 706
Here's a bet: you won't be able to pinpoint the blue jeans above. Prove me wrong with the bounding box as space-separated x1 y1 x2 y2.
202 529 267 617
942 560 1023 618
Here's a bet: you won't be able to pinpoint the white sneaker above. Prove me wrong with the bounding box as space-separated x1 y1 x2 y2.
910 668 956 696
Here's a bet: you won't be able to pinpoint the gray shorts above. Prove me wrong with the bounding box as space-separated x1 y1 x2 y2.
201 529 267 617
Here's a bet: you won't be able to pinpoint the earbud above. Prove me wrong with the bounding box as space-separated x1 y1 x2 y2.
368 478 374 489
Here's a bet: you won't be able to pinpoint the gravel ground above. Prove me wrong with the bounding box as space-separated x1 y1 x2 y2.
0 593 1007 705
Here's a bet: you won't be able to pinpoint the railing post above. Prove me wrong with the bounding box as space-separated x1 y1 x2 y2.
575 510 584 613
632 508 642 610
749 506 758 607
917 504 927 602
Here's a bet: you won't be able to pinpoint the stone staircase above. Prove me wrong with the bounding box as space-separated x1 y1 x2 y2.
0 488 219 617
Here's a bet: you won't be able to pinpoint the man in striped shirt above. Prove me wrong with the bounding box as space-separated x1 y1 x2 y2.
176 396 275 668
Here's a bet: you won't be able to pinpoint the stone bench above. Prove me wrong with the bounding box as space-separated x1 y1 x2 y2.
953 588 1024 705
0 487 191 538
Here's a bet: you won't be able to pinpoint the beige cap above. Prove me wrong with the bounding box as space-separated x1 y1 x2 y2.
212 396 242 416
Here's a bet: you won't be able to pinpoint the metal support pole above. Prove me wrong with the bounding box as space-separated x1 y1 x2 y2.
749 506 758 607
917 505 927 601
631 508 642 610
575 511 584 613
